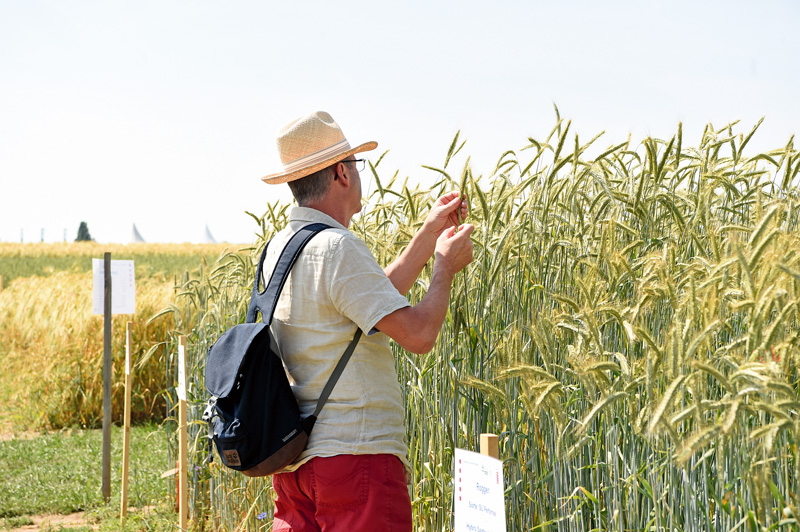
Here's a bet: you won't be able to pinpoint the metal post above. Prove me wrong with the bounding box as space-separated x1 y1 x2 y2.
102 252 112 502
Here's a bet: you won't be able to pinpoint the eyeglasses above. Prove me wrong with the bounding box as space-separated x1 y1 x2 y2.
346 158 367 172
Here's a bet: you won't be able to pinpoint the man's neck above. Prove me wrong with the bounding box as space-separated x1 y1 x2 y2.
301 199 352 228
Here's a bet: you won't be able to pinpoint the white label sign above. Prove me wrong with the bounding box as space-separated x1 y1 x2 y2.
92 259 136 315
177 343 187 401
454 448 506 532
125 332 131 376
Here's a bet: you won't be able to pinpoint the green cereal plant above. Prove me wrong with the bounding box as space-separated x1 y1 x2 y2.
159 115 800 531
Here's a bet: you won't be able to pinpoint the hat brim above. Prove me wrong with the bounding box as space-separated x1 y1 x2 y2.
261 141 378 185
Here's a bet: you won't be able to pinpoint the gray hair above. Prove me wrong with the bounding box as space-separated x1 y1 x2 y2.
287 164 335 205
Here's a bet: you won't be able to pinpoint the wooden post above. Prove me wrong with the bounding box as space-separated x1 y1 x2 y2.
101 252 112 502
0 274 4 291
480 433 499 460
178 335 189 530
120 321 133 524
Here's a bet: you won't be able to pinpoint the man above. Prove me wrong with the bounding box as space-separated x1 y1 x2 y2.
260 110 474 531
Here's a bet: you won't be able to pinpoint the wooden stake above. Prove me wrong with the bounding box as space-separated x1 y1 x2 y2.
0 274 4 291
178 335 189 531
101 252 112 502
480 433 499 460
120 321 133 524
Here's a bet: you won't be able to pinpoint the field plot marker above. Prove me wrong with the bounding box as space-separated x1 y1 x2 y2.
480 433 499 459
120 321 133 524
454 434 506 532
178 335 189 530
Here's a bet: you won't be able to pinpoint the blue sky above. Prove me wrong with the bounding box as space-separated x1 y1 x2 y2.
1 0 798 243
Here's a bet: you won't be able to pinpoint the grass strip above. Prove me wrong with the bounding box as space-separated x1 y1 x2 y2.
0 242 244 284
0 424 170 519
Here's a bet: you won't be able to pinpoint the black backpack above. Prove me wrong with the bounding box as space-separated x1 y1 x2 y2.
203 223 361 476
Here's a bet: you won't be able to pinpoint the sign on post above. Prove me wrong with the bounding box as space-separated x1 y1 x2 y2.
454 446 506 532
92 256 136 503
177 338 187 402
92 259 136 315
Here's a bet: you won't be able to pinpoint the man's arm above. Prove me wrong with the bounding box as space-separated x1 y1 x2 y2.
376 223 474 354
384 192 467 295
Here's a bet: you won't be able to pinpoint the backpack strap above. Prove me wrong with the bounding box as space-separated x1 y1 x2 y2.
246 221 364 433
302 327 362 433
246 223 331 324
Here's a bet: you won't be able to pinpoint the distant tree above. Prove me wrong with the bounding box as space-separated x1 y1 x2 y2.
75 221 93 242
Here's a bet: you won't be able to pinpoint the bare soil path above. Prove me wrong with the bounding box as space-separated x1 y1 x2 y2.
7 511 95 531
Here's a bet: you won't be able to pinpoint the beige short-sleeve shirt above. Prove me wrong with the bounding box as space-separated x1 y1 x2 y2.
262 207 411 471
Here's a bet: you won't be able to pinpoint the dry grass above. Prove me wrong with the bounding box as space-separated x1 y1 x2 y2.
0 271 175 430
0 242 242 431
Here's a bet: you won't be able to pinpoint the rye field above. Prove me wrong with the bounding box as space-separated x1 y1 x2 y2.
166 117 800 531
3 115 800 531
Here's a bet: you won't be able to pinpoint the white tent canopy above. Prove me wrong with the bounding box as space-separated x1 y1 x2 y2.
204 224 217 244
131 224 145 243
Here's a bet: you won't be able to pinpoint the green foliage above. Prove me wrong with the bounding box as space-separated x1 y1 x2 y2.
165 117 800 531
0 516 34 529
90 503 179 532
75 222 92 242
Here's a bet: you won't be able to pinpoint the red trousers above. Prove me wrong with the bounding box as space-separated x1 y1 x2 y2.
272 454 412 532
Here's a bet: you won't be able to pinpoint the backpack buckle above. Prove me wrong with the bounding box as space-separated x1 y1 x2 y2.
202 396 220 423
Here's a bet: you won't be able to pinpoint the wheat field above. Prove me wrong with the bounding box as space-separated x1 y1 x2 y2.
164 115 800 531
0 243 236 432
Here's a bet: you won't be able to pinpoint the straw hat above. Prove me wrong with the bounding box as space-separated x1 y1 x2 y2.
261 111 377 184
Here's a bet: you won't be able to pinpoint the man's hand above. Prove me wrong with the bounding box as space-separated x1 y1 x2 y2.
422 191 469 238
384 192 470 296
434 223 475 278
377 222 475 354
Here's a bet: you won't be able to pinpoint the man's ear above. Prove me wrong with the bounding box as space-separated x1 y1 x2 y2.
334 162 348 184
